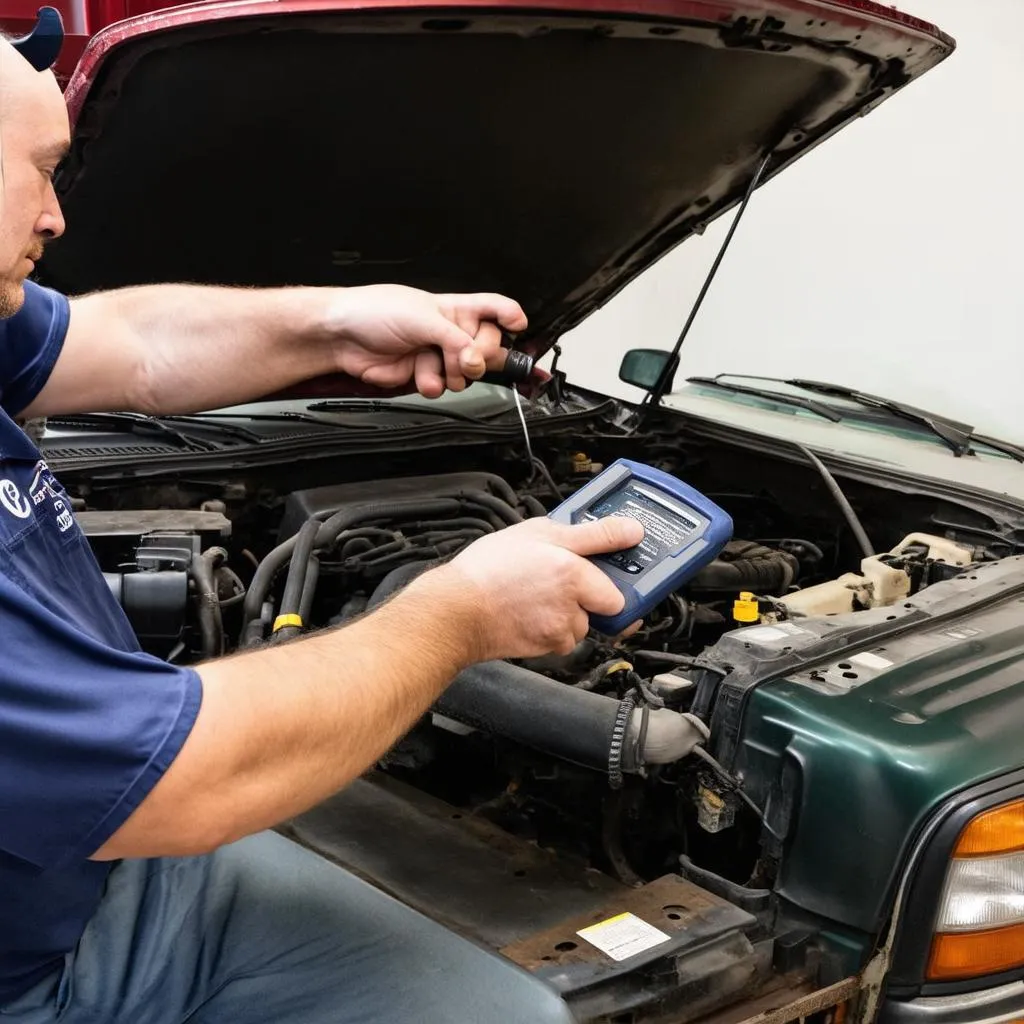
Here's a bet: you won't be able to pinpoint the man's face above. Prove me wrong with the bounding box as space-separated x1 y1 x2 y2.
0 44 70 319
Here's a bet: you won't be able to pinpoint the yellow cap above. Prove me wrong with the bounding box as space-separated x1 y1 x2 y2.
733 592 759 624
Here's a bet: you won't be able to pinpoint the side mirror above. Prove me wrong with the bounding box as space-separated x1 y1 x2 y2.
618 349 679 393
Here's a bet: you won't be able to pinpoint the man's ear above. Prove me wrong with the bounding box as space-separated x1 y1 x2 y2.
10 7 64 72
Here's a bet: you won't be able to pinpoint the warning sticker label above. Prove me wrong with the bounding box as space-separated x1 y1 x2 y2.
576 912 672 962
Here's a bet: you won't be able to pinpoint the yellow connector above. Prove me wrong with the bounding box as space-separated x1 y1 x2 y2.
733 592 760 624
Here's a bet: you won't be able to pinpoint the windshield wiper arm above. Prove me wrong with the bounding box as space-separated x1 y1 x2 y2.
305 400 499 425
153 414 266 444
785 378 979 458
686 376 843 423
47 412 219 452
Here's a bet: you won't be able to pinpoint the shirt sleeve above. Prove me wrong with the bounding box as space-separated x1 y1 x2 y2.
0 569 203 868
0 281 70 417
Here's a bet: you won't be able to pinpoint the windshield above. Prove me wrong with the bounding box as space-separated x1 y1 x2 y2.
683 376 1015 460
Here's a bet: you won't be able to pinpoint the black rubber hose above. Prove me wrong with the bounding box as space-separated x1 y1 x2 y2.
358 537 469 573
520 494 547 518
314 498 462 549
298 556 320 630
190 547 227 659
456 490 523 526
275 518 321 639
242 498 461 638
688 541 799 594
413 517 495 534
436 660 625 772
367 563 708 771
472 473 521 509
797 445 875 560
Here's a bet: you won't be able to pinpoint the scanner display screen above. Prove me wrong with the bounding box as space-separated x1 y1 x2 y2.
583 482 703 576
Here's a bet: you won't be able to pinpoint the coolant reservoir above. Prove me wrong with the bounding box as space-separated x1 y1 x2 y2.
777 533 973 617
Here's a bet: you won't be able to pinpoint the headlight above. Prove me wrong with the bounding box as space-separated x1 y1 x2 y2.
929 800 1024 980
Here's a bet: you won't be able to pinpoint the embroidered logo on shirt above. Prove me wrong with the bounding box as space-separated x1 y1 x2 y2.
0 479 32 520
29 460 75 532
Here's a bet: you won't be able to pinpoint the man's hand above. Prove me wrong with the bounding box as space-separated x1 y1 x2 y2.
93 514 644 859
421 515 646 663
327 285 529 398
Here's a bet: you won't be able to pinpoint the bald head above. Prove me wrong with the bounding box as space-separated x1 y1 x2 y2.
0 38 69 317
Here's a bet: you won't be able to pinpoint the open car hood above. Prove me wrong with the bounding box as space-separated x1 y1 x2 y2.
40 0 952 391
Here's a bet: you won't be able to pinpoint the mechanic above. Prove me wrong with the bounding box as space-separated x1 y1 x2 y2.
0 36 643 1024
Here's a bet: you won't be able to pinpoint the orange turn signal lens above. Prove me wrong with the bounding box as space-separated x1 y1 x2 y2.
954 801 1024 857
928 921 1024 980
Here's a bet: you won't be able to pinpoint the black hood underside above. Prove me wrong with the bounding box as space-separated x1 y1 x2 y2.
43 10 951 350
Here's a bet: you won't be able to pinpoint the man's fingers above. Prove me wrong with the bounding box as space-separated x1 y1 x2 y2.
459 322 503 380
414 349 445 399
575 560 628 616
427 317 477 393
443 293 529 333
556 516 645 558
360 356 416 388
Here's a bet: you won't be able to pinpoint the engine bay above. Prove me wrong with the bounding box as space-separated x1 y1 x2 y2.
68 436 997 899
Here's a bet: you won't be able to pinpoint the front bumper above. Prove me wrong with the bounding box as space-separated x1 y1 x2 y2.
881 981 1024 1024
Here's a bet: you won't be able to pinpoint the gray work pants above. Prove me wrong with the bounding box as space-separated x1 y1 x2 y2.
1 831 576 1023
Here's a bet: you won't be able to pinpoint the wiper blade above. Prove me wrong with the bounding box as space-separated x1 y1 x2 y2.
154 414 265 444
785 378 979 458
47 412 218 452
970 433 1024 463
306 400 496 425
686 376 843 423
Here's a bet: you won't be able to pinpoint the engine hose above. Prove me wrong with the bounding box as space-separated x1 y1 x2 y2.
358 537 468 574
796 445 874 560
688 540 799 594
456 490 523 526
315 498 463 549
242 498 462 640
519 494 547 518
413 517 496 534
462 472 521 510
368 563 708 773
297 556 320 632
339 537 378 559
274 518 320 639
435 660 708 775
189 547 227 659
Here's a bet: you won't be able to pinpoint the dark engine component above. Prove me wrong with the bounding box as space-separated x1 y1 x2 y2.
79 510 233 658
689 540 799 594
244 473 531 646
369 564 708 777
276 472 523 542
436 659 708 776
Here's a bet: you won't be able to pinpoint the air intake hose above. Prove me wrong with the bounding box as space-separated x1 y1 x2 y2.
370 564 708 774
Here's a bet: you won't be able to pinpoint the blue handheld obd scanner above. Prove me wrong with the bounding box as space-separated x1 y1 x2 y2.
548 459 733 635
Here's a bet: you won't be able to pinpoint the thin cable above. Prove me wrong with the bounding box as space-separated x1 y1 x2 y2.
531 457 564 501
691 746 766 822
512 388 534 465
796 445 874 560
512 389 564 500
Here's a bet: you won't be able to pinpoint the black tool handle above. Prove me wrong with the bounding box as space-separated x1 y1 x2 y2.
480 349 534 387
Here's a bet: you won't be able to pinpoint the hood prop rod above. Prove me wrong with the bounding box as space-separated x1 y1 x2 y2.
638 149 773 428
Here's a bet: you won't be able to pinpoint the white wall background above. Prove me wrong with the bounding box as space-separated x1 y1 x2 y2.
557 1 1024 442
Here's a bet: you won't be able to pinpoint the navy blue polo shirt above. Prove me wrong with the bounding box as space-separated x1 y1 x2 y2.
0 282 202 1005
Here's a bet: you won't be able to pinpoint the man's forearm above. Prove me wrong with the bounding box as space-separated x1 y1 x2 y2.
69 285 343 415
91 566 482 860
